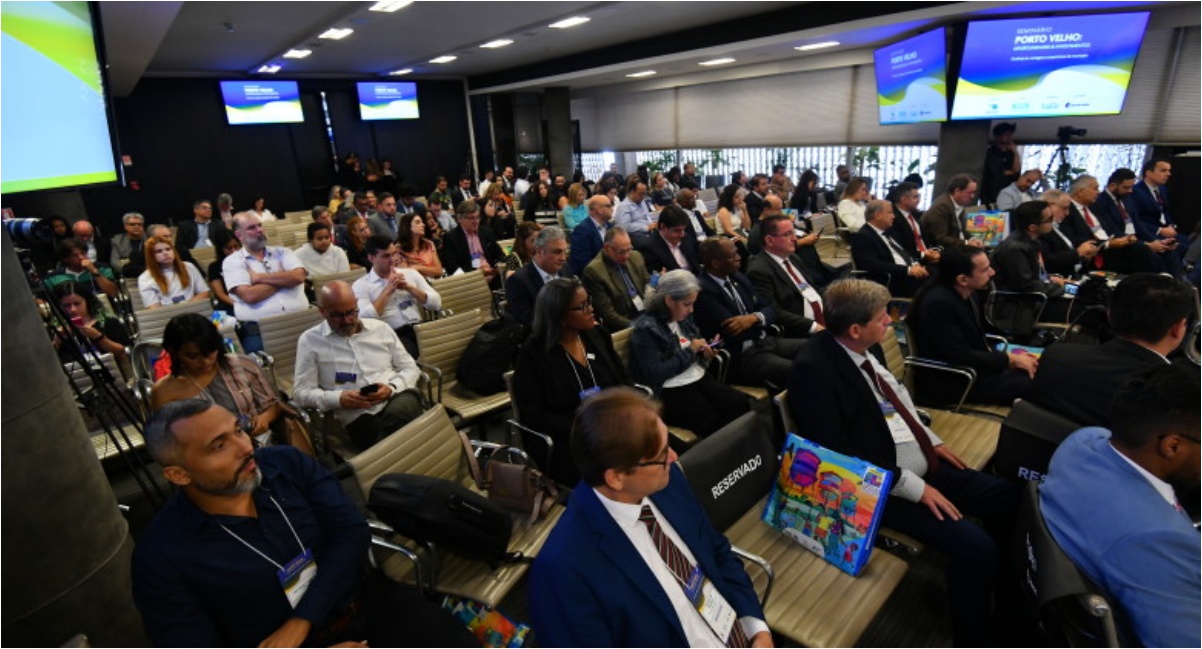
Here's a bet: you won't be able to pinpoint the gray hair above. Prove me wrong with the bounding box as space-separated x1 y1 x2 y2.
147 223 170 238
122 212 144 224
864 200 891 223
534 226 565 251
823 278 890 336
217 193 233 206
456 200 479 218
647 269 700 316
1069 175 1098 195
144 398 213 466
1039 189 1069 205
603 226 629 244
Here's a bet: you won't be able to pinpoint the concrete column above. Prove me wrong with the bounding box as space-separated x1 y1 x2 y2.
933 118 991 199
543 87 574 178
489 93 517 170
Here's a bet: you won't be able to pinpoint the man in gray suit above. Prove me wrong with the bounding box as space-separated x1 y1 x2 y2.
582 227 651 331
368 192 399 239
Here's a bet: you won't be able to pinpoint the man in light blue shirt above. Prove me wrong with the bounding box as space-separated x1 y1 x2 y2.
614 179 654 246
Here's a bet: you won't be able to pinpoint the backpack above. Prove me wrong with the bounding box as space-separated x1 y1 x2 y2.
455 316 528 395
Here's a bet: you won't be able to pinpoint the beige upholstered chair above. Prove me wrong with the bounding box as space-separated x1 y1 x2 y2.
412 309 510 425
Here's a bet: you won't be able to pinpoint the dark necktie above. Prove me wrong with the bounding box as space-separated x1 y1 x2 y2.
618 266 638 297
883 233 913 265
638 505 750 647
723 280 747 315
782 259 825 326
858 360 940 474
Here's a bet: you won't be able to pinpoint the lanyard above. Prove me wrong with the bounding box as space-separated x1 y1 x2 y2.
219 495 306 571
565 343 599 393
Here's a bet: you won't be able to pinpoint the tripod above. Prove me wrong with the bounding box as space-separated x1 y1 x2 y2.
1043 141 1074 191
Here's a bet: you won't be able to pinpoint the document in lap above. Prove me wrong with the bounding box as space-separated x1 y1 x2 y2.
761 433 893 576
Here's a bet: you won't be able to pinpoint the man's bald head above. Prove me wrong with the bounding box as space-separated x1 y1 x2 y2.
72 220 94 241
764 194 783 216
317 280 360 336
587 193 615 223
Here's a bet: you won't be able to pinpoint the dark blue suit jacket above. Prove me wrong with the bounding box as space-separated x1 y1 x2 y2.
1130 181 1172 241
850 226 920 296
503 262 572 326
1091 191 1136 239
694 272 777 368
528 465 763 647
569 218 608 277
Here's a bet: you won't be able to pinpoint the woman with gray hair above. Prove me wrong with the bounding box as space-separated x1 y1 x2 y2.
629 269 750 438
513 277 628 484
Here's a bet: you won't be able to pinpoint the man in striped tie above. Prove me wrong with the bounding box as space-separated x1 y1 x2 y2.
530 388 772 647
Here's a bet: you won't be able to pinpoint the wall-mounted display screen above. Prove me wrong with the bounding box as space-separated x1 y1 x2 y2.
1 1 120 194
220 80 304 125
951 12 1150 120
873 29 948 125
357 82 420 121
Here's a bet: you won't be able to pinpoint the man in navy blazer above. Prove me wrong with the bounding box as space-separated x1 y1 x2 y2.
640 206 701 274
504 226 572 325
568 195 613 276
529 388 771 647
1130 158 1186 247
851 200 929 297
1101 167 1184 277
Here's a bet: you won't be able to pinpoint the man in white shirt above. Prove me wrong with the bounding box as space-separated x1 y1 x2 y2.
294 222 350 277
675 188 714 241
529 387 772 647
222 213 310 353
994 169 1042 211
352 235 440 358
614 179 653 246
428 200 455 234
294 280 425 451
513 165 531 204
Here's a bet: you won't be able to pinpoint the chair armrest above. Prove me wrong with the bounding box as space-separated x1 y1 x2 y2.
915 408 932 426
633 384 654 397
731 545 775 609
903 357 977 413
1079 593 1120 648
506 419 554 475
469 437 531 464
366 519 429 596
416 360 443 403
985 334 1009 352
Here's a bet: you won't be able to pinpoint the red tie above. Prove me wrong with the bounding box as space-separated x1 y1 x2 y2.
1116 198 1131 224
859 361 940 474
906 213 926 253
1082 206 1098 229
782 259 825 326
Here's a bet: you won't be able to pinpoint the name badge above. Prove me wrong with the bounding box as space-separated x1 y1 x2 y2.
171 295 185 304
682 565 736 642
396 298 413 310
471 253 483 269
578 386 602 400
335 371 357 384
632 295 646 311
277 548 317 609
881 402 916 444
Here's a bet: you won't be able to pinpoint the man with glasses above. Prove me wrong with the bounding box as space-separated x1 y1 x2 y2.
747 214 827 338
223 213 308 352
568 194 614 277
352 235 440 358
504 225 571 326
440 200 503 283
176 199 228 250
1041 364 1200 648
583 227 651 331
110 211 146 274
990 201 1066 300
530 387 772 648
294 280 424 451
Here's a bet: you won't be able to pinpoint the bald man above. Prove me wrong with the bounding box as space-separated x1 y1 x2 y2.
72 220 110 265
569 194 616 276
293 280 424 451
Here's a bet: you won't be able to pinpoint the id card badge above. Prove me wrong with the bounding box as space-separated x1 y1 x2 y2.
471 253 483 269
682 566 737 642
396 297 413 310
171 295 185 304
277 548 317 609
632 295 646 311
578 386 602 400
334 371 357 384
881 402 916 444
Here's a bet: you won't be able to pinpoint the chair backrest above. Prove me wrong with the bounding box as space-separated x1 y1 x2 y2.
124 278 145 312
610 327 633 368
677 411 779 531
986 290 1047 339
773 390 798 438
429 270 492 317
134 299 214 344
189 246 217 270
131 340 164 383
347 405 469 495
258 307 324 396
284 210 311 221
496 239 515 257
697 187 718 203
993 399 1083 483
311 268 368 297
413 308 483 382
1017 481 1120 647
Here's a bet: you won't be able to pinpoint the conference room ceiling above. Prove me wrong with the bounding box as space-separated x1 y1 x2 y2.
101 0 1198 98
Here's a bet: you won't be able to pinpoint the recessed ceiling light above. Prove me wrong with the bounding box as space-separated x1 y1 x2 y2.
368 0 413 12
319 28 354 40
795 41 840 51
626 70 656 78
429 55 458 64
387 68 413 76
699 57 736 66
480 39 514 49
257 64 281 74
549 16 590 29
283 49 311 59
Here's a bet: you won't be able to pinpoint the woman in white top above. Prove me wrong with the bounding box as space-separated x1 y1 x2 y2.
715 184 749 244
837 177 870 232
247 194 276 222
138 235 210 308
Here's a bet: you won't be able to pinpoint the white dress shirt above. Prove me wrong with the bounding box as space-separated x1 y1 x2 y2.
293 318 421 425
222 246 310 322
765 251 822 331
837 199 866 232
353 268 440 330
294 243 351 277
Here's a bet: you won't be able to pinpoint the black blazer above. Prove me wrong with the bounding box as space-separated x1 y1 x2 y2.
907 284 1008 403
887 204 927 260
1092 191 1136 239
991 231 1062 296
746 252 818 338
744 192 766 222
1038 227 1085 277
503 262 572 326
1029 338 1172 428
175 219 229 251
1063 205 1099 245
694 272 778 368
439 225 503 276
850 226 921 297
787 331 904 489
747 220 834 289
640 231 700 274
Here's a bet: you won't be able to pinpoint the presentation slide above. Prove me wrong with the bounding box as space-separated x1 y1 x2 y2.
221 81 304 125
1 1 119 194
874 29 948 125
951 12 1149 120
357 82 420 121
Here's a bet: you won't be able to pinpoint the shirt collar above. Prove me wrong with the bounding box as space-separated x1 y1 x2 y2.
595 488 651 530
1109 443 1177 506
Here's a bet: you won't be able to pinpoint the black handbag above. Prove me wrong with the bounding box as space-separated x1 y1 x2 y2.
367 474 523 565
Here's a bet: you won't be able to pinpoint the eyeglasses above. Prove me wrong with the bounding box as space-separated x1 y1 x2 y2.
608 246 633 255
633 446 672 469
565 297 593 312
326 307 359 319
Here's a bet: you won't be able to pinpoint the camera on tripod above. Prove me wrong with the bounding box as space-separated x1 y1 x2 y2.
1056 126 1087 143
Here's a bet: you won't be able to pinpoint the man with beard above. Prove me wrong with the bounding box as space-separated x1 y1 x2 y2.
222 213 308 352
1040 365 1200 647
131 400 471 647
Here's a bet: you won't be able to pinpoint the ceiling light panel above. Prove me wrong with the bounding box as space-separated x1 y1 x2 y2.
387 68 413 76
795 41 840 51
699 58 736 66
626 70 656 78
480 39 514 49
369 0 413 12
430 55 458 64
257 64 281 74
283 49 311 59
549 16 590 29
319 28 354 40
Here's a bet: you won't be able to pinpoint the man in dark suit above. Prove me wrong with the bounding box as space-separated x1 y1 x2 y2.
338 191 377 226
440 201 503 285
451 175 476 210
787 278 1019 646
851 199 929 298
1038 188 1101 277
747 195 836 288
1067 175 1153 274
676 188 716 241
639 206 700 274
395 183 428 220
175 199 228 250
1029 273 1192 427
920 174 983 249
1130 158 1187 250
695 238 804 389
582 228 651 331
744 174 769 222
888 181 939 265
991 201 1066 296
568 195 613 277
504 226 571 325
1097 168 1183 277
747 214 826 338
529 388 770 647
